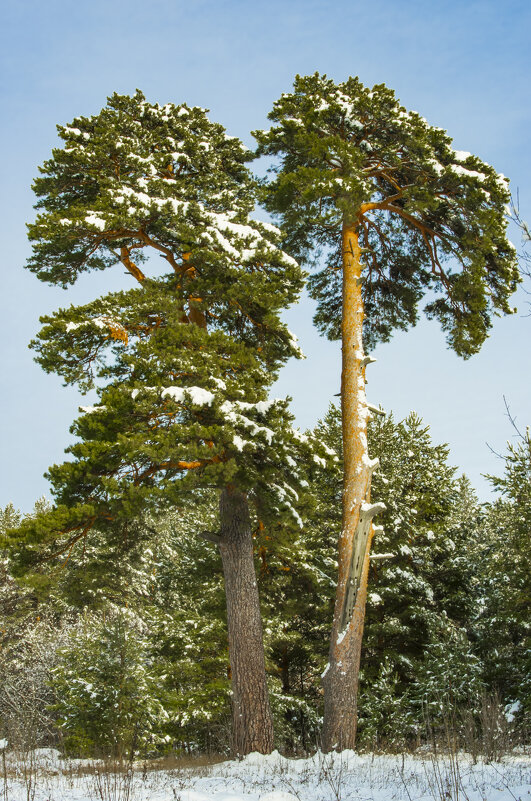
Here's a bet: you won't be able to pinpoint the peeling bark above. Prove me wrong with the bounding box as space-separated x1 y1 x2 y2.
321 223 384 752
218 486 274 755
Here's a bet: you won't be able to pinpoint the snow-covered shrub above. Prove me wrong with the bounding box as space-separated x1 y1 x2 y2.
0 613 69 751
411 624 484 746
150 607 232 755
50 608 168 758
268 678 322 755
1 501 69 749
357 658 417 751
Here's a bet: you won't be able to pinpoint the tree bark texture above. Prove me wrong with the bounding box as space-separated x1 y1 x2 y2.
321 223 382 752
218 485 275 755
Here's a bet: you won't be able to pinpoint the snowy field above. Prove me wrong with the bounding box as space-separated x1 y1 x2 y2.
2 748 530 801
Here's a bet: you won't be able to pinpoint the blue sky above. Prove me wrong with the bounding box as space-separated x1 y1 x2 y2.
1 0 529 511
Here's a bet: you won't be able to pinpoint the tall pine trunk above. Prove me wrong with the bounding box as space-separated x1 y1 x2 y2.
218 485 275 755
321 223 383 752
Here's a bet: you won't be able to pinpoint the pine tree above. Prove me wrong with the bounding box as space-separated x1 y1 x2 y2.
1 499 55 637
255 73 520 750
3 91 332 755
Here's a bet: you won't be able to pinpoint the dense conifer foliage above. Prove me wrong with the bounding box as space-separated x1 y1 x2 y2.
2 410 528 755
475 431 531 730
255 73 519 356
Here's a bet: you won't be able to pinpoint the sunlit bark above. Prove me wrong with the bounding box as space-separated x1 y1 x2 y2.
322 222 382 752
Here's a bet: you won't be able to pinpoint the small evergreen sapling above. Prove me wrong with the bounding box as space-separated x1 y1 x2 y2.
50 609 167 758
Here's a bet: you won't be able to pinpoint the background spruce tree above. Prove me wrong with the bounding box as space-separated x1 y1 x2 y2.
255 72 520 751
4 91 336 756
475 428 531 733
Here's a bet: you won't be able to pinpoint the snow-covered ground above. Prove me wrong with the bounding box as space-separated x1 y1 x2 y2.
2 747 530 801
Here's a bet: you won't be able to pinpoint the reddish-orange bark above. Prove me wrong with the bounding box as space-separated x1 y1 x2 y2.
322 222 381 752
120 246 146 283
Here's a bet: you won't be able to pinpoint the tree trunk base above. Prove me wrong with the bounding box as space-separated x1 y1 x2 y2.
219 486 274 756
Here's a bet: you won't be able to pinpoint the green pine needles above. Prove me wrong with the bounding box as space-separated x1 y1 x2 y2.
7 90 336 574
255 73 520 356
8 90 340 755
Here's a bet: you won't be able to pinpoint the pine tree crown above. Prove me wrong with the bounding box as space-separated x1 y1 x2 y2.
254 73 520 357
6 91 333 576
